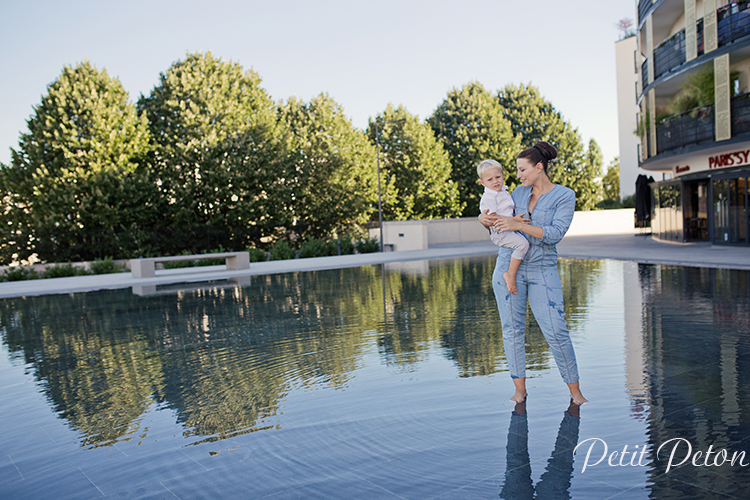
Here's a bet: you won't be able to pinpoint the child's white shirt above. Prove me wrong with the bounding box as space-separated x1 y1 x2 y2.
479 185 515 218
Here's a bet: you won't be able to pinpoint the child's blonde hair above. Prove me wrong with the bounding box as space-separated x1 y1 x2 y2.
477 159 503 178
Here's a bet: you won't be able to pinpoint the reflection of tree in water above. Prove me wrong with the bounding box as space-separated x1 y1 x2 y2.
0 256 604 448
439 257 604 377
0 293 166 448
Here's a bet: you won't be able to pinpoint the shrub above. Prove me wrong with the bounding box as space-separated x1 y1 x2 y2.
163 250 224 269
595 199 622 210
333 235 355 255
247 247 267 262
90 258 126 274
622 193 636 209
42 263 90 279
1 266 39 282
298 238 335 258
354 236 380 254
269 240 296 261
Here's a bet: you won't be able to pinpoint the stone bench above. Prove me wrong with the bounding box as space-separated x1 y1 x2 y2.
130 251 250 278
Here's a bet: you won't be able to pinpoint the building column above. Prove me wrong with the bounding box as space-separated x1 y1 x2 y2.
705 0 718 53
649 89 657 157
715 53 731 141
685 0 697 62
646 16 654 84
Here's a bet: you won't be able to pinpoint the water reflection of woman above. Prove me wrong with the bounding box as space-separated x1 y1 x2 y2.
500 401 581 500
479 141 587 405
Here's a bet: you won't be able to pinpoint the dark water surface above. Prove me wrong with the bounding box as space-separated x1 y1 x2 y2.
1 256 750 499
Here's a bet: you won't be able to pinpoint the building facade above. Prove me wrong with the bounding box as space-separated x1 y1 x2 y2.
634 0 750 244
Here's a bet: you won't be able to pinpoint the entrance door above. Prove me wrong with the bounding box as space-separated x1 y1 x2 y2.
684 180 708 241
729 178 748 244
713 179 729 243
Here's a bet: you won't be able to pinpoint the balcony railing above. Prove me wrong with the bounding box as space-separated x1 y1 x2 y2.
655 104 715 154
651 94 750 156
638 0 653 26
732 93 750 135
718 1 750 46
641 3 749 94
641 59 649 92
653 29 686 80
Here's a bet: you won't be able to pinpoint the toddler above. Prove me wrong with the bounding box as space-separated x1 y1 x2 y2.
477 159 529 294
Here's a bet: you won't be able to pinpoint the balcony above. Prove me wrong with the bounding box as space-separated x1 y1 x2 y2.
638 0 653 26
718 1 750 46
731 93 750 135
641 3 750 96
652 93 750 155
655 104 715 154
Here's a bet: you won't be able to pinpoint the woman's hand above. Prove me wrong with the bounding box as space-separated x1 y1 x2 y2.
478 209 500 229
495 213 530 232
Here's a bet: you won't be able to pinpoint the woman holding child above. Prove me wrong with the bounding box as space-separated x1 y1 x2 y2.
478 141 587 406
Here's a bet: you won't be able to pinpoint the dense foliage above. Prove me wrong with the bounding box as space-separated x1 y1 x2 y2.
367 104 462 220
0 61 154 263
0 56 610 265
137 52 284 253
427 82 520 217
498 83 602 210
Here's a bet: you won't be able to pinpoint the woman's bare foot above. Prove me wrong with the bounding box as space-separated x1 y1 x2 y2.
510 389 528 403
503 271 518 294
511 377 527 403
567 381 588 405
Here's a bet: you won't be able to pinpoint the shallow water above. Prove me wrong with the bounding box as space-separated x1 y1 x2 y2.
1 256 749 499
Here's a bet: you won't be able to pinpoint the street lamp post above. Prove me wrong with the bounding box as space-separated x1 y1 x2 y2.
374 118 405 252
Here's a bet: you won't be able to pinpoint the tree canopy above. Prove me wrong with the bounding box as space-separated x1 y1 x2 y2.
137 51 284 251
0 60 153 263
1 60 612 265
428 82 520 217
498 83 602 210
367 104 462 220
279 93 382 240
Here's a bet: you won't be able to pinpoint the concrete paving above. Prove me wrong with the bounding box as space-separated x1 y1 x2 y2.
1 234 749 298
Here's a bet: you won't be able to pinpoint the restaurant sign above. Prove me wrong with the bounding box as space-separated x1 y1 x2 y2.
672 146 750 176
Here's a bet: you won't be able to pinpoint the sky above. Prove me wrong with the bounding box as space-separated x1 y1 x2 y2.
0 0 635 168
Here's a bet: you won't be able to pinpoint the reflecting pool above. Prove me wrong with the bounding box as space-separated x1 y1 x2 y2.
1 256 749 499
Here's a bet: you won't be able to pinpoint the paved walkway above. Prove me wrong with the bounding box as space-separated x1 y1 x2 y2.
1 234 749 298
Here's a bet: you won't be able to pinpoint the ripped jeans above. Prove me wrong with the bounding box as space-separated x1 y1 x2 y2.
492 256 580 384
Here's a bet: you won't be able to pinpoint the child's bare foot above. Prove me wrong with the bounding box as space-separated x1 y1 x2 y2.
510 389 527 403
503 271 518 294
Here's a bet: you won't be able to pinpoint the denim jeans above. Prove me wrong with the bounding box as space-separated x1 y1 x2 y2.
492 255 580 384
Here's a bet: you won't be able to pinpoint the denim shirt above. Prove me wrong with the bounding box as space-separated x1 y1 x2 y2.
497 184 575 268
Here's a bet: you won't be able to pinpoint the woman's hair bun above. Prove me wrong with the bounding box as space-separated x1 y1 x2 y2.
533 141 557 162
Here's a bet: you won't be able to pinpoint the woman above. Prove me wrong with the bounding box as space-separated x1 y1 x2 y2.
479 141 587 405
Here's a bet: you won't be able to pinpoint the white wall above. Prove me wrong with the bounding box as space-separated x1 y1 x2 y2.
616 35 651 199
370 210 637 251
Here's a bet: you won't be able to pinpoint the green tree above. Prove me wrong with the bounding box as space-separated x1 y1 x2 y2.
0 61 154 263
427 82 520 217
279 93 382 240
602 156 621 202
367 104 463 220
138 51 283 252
498 83 601 210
